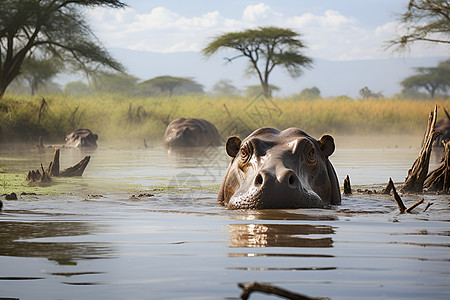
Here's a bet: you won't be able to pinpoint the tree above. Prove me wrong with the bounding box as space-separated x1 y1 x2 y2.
64 81 90 96
400 59 450 98
244 84 280 98
20 56 60 95
299 86 321 99
211 79 239 96
387 0 450 50
359 86 384 99
91 72 139 95
0 0 126 99
137 76 203 96
203 26 313 98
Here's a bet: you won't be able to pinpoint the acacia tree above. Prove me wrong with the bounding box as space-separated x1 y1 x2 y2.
203 26 313 98
20 56 60 95
401 59 450 98
387 0 450 49
138 76 204 96
359 86 384 99
0 0 126 99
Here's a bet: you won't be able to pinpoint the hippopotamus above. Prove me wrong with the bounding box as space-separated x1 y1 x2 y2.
218 127 341 209
434 118 450 147
64 129 98 148
163 118 221 148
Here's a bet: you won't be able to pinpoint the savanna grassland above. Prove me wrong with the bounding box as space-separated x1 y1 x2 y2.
0 93 448 146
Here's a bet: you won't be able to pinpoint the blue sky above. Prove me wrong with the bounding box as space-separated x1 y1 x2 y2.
87 0 449 61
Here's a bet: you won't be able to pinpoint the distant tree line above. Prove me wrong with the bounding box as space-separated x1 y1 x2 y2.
8 57 449 100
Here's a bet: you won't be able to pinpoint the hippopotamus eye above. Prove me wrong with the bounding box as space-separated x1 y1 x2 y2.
307 146 317 166
240 143 253 163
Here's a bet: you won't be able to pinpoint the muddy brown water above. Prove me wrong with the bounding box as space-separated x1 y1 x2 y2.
0 137 449 300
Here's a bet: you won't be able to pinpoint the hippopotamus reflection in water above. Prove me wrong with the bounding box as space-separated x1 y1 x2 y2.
164 118 221 148
64 129 98 148
218 127 341 209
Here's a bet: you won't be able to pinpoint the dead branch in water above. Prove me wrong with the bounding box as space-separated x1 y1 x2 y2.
343 175 352 195
390 178 407 213
382 179 394 194
238 282 329 300
406 198 425 213
424 140 450 193
37 136 44 148
389 178 425 213
402 105 441 193
27 147 90 183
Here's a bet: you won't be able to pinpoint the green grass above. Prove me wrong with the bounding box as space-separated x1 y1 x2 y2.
1 93 449 145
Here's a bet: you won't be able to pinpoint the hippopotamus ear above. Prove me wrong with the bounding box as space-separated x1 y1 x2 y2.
226 136 241 157
319 135 335 157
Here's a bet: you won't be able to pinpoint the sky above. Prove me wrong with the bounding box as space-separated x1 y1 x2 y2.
87 0 449 61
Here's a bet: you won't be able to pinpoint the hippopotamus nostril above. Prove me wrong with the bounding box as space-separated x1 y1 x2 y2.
288 173 296 186
254 174 263 186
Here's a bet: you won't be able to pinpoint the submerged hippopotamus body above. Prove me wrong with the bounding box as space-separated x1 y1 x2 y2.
218 127 341 209
164 118 221 148
64 129 98 148
434 118 450 147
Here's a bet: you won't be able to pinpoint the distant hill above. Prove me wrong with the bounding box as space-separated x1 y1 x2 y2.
86 48 449 98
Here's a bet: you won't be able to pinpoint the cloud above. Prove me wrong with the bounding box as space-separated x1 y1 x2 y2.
242 3 282 23
87 3 449 60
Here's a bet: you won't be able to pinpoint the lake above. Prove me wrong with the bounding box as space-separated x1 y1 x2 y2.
0 135 449 300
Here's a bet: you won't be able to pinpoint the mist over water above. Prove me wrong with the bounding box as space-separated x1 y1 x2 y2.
0 135 449 299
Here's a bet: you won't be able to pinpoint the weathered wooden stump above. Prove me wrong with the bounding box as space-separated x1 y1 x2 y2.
27 164 52 183
27 147 90 183
343 175 352 195
59 155 90 177
402 105 441 193
424 140 450 193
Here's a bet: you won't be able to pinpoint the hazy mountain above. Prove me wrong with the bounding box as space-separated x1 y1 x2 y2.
75 48 448 98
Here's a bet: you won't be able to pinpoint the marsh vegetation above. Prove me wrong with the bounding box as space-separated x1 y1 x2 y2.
1 94 449 145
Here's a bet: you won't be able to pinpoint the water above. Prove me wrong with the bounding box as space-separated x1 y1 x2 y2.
0 137 449 300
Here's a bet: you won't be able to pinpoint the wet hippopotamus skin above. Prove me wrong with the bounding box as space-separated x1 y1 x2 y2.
163 118 221 148
64 129 98 148
218 127 341 209
434 118 450 147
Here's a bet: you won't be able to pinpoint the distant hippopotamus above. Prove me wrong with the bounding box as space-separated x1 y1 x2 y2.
218 127 341 209
64 129 98 148
163 118 221 148
434 118 450 147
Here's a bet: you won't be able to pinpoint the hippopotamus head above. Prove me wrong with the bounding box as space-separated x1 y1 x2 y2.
218 127 341 209
65 129 98 148
164 118 221 148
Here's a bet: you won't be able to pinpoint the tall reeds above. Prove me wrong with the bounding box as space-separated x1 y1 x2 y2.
0 93 448 144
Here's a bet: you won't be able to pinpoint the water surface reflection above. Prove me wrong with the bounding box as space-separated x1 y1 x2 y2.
229 223 334 248
0 218 114 265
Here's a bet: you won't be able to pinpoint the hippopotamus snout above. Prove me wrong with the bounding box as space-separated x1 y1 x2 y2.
227 164 324 209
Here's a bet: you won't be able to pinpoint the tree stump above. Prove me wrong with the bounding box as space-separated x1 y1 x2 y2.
343 175 352 195
46 148 60 176
27 147 90 183
424 140 450 193
59 156 90 177
27 164 51 183
402 105 441 193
